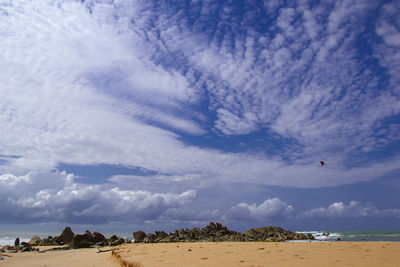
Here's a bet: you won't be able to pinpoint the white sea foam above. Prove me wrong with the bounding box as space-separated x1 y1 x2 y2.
0 237 30 246
296 231 342 241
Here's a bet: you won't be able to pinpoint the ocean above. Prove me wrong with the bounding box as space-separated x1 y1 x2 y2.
1 229 400 245
296 230 400 242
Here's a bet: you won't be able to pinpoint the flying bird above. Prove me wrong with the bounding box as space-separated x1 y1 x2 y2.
320 161 326 166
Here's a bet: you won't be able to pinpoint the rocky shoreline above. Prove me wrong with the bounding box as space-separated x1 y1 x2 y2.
133 222 314 243
0 222 314 255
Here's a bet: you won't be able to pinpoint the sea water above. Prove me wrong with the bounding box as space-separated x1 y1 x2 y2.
296 230 400 242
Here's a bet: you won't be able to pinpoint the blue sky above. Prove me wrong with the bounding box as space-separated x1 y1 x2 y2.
0 0 399 232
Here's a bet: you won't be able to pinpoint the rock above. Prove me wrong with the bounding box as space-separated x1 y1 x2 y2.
143 233 156 243
21 242 30 247
244 226 314 242
133 231 147 243
71 233 95 249
110 237 125 246
14 237 20 247
3 245 12 250
21 246 33 252
39 236 56 246
131 222 312 244
92 232 106 244
107 235 125 246
29 235 42 246
154 231 168 242
59 227 75 244
108 235 118 243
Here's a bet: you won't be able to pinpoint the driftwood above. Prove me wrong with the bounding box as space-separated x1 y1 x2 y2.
0 253 12 257
97 248 113 253
38 246 71 253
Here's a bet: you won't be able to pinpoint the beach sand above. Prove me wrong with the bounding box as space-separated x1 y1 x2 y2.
1 242 400 266
114 242 400 267
0 246 117 267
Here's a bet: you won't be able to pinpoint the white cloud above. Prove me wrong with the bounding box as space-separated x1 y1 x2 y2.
181 0 400 163
302 201 400 219
228 198 293 220
375 1 400 88
0 171 197 223
0 0 399 193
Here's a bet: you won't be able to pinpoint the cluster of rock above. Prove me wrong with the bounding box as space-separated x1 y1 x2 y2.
0 227 129 253
0 222 313 254
133 222 314 243
32 227 128 249
0 237 39 254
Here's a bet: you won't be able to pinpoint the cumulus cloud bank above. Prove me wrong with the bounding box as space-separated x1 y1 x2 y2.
302 201 400 218
0 171 196 223
228 198 294 221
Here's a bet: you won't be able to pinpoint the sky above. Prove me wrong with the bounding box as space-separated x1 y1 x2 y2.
0 0 399 233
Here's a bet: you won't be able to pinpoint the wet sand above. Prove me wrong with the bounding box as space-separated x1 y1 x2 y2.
1 242 400 266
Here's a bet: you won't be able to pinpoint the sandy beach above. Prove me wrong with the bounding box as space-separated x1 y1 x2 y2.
0 246 117 267
1 242 400 266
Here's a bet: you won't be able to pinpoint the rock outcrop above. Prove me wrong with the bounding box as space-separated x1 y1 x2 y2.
28 235 42 246
3 222 313 254
21 227 126 249
133 231 146 243
132 222 314 243
70 233 95 249
59 227 75 244
1 241 39 253
244 226 313 242
92 232 106 244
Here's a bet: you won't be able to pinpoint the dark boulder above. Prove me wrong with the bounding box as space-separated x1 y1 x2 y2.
20 246 31 252
39 236 55 246
59 227 75 244
3 245 12 250
131 222 313 243
71 233 95 249
20 245 38 252
155 231 168 241
92 232 106 243
143 233 156 243
14 237 20 247
20 242 30 247
133 231 147 243
244 226 314 242
110 237 125 246
108 235 118 243
29 235 42 246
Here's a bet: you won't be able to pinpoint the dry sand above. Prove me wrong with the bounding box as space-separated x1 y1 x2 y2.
1 242 400 267
114 242 400 267
0 246 118 267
